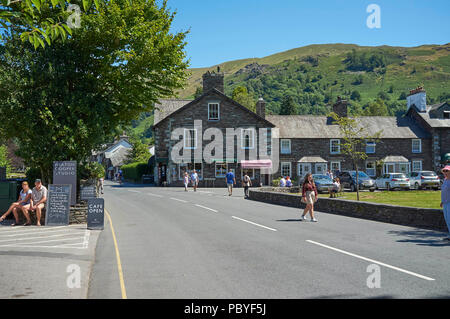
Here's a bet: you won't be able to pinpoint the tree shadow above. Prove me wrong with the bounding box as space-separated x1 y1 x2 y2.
388 228 450 247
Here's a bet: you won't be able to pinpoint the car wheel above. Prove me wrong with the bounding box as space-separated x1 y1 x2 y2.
386 183 391 191
369 188 375 192
414 182 419 190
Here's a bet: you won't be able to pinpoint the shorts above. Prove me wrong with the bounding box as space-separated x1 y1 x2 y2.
227 183 233 189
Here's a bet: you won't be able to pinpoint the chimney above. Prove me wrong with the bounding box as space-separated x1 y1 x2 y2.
256 97 266 118
332 96 348 118
202 67 224 93
407 86 427 112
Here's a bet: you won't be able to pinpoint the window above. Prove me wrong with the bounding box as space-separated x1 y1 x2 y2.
444 111 450 119
366 161 376 177
315 163 327 175
179 163 203 180
412 160 422 172
399 163 409 174
241 129 255 149
298 163 311 178
281 162 291 177
184 129 197 149
215 162 227 177
330 139 340 154
241 168 255 179
384 163 395 174
366 141 376 154
208 103 220 120
412 139 421 153
280 139 291 154
330 161 341 173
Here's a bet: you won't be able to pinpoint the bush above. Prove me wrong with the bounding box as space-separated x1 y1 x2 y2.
79 162 105 181
272 177 281 187
121 162 149 182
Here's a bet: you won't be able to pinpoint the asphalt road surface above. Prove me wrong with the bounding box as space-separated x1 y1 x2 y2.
88 182 450 299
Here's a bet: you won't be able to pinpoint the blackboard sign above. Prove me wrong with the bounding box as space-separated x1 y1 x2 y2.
0 167 6 181
87 198 104 230
45 184 72 226
80 186 96 201
53 161 77 206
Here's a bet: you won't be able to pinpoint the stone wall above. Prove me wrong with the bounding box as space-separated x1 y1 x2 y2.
249 188 447 231
18 203 87 225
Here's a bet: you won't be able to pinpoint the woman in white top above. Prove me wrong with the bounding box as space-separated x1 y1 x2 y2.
0 181 33 226
183 172 189 191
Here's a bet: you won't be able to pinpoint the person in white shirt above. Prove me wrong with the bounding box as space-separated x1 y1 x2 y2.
280 177 286 187
190 170 199 192
0 181 32 226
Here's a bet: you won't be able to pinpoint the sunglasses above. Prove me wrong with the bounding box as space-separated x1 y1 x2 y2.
444 170 449 173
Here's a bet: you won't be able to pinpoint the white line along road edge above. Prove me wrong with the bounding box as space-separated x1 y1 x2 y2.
306 240 435 281
232 216 277 232
195 204 218 213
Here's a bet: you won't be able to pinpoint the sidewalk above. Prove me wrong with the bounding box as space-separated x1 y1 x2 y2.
0 223 100 299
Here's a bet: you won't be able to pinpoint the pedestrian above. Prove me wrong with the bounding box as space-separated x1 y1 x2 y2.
279 176 286 187
301 173 318 222
190 170 199 192
329 177 340 198
243 173 252 198
183 172 190 192
286 176 293 187
326 169 334 180
226 169 236 196
440 165 450 241
99 177 104 194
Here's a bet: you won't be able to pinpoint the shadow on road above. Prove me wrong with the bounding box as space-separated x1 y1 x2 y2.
388 228 450 247
276 219 303 222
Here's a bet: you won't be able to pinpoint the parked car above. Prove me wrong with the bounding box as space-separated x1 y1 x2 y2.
311 174 334 193
337 171 375 192
375 173 411 190
409 171 440 190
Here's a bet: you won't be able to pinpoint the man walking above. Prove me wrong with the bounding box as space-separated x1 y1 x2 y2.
191 170 199 192
226 169 236 196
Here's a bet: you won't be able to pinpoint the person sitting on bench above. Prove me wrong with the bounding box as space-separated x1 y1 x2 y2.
0 181 33 226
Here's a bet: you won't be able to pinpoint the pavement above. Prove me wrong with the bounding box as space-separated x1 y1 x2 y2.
87 181 450 299
0 222 100 299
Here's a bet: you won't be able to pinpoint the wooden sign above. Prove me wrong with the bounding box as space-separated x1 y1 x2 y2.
87 198 104 230
45 184 72 226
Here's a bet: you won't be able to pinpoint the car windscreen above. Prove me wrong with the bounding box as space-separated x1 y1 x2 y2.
313 175 330 180
421 171 436 176
392 174 406 178
350 171 369 178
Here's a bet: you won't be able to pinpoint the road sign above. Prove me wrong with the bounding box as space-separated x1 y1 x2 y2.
87 198 104 230
53 161 77 206
45 184 72 226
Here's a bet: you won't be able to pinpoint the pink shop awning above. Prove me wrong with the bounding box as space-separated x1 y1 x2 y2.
241 160 272 169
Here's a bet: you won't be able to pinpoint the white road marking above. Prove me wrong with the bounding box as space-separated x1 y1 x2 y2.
0 236 85 246
147 193 163 198
0 227 81 238
0 232 86 243
170 197 188 203
231 216 277 232
127 190 141 193
0 244 88 249
197 191 212 194
82 230 90 248
0 225 67 233
306 240 435 281
195 204 219 213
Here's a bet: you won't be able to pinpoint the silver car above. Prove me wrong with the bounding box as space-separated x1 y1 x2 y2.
409 171 440 190
375 173 411 191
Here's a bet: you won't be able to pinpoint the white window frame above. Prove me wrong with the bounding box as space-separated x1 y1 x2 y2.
298 163 312 178
384 163 395 174
315 163 327 175
241 168 255 180
366 141 376 154
281 162 291 177
184 128 197 149
179 162 203 180
366 161 376 177
398 163 409 174
330 161 341 173
241 128 255 150
215 162 227 178
330 139 341 154
280 139 291 154
412 160 422 172
412 139 422 153
208 103 220 121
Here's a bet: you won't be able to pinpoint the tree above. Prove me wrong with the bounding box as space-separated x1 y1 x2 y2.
398 92 407 101
0 0 189 183
350 90 361 101
194 86 203 99
366 98 389 116
280 95 297 115
0 144 11 174
126 137 151 164
232 86 256 112
328 112 382 201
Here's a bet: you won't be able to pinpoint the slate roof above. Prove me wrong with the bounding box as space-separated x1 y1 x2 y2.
265 115 431 139
107 147 130 167
298 156 327 163
381 156 409 163
414 103 450 128
154 99 193 125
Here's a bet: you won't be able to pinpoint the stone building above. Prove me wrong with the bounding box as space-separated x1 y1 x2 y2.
153 70 449 186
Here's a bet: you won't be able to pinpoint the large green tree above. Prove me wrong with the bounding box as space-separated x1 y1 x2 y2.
232 86 256 112
0 0 189 182
280 95 297 115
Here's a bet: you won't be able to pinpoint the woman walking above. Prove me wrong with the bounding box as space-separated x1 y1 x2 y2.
301 173 318 222
183 172 190 191
441 165 450 241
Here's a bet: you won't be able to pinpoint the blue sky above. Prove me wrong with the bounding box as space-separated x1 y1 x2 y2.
167 0 450 68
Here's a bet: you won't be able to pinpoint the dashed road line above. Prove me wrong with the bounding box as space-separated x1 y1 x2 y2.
231 216 277 232
170 197 188 203
147 193 163 198
127 190 141 194
306 240 435 281
195 204 219 213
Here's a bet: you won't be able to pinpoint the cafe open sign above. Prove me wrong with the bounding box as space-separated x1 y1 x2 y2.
87 198 105 230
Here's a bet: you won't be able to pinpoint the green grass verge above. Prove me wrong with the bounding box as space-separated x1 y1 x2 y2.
317 190 442 209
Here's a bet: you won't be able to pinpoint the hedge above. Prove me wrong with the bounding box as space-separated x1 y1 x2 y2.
121 162 149 182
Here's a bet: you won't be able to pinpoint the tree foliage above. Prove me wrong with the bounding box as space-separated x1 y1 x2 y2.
232 86 255 112
0 144 11 173
0 0 189 182
280 95 297 115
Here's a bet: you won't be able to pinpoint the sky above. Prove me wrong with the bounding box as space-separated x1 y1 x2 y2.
167 0 450 68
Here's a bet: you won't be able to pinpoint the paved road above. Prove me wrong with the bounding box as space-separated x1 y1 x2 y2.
88 182 450 299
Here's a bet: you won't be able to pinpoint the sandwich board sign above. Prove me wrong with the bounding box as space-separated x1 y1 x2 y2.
53 161 77 206
87 198 104 230
80 186 96 201
45 184 72 226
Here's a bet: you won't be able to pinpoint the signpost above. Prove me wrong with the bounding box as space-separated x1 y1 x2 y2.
45 184 71 226
80 186 97 201
0 167 6 181
53 161 77 206
87 198 104 230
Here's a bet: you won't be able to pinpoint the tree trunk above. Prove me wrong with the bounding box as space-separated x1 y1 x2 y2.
355 162 360 201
